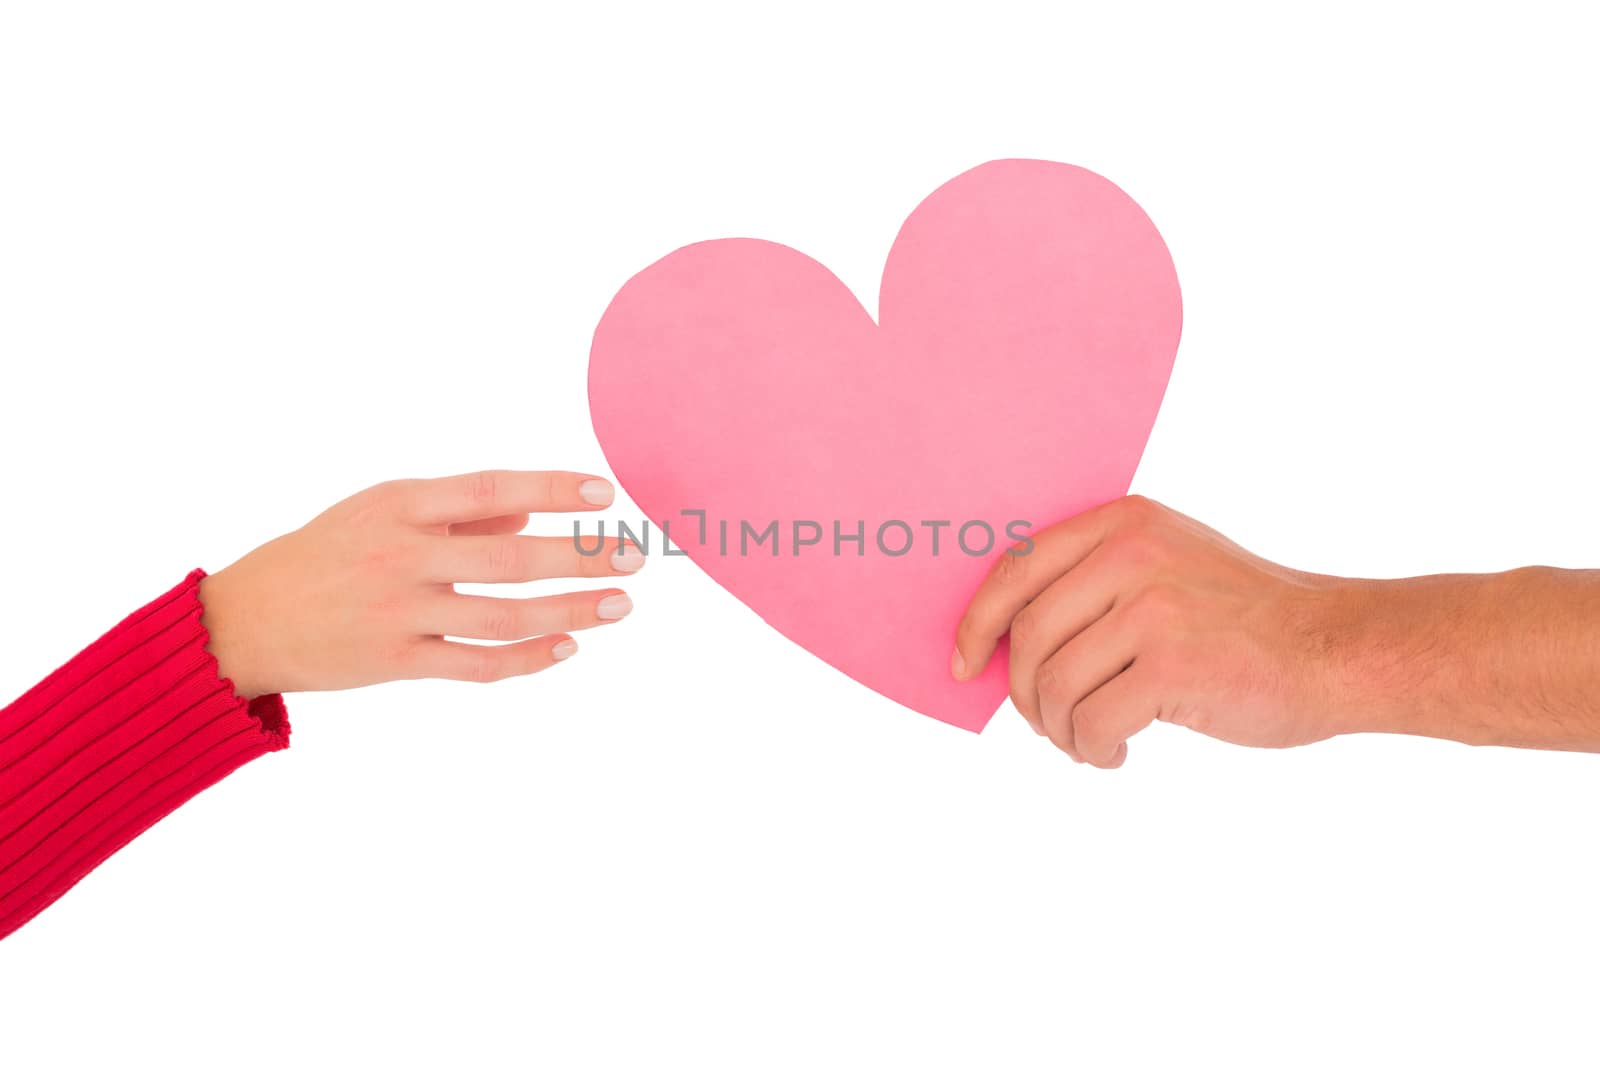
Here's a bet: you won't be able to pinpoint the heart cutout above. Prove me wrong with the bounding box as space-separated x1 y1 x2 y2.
588 159 1181 731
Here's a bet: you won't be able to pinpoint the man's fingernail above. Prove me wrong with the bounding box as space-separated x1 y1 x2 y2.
578 479 614 506
950 648 966 680
552 639 579 661
611 544 645 573
1031 721 1045 737
597 593 633 620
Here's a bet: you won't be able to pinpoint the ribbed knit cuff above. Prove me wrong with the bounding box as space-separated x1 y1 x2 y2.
0 569 289 940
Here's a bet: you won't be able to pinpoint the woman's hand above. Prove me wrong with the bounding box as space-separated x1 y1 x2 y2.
198 470 642 699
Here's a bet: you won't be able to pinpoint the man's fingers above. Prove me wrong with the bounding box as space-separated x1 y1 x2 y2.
1070 667 1160 769
952 501 1132 681
1005 544 1122 735
1035 610 1141 761
422 589 632 641
424 535 645 584
406 634 579 683
399 470 615 526
448 514 531 537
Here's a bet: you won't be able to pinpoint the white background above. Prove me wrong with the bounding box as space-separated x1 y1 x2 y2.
2 2 1598 1063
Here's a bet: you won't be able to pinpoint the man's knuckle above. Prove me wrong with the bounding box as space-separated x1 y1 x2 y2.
1118 494 1161 524
1042 709 1075 753
1129 582 1184 624
993 547 1030 586
1073 703 1107 749
1102 526 1160 571
1008 608 1042 650
1036 661 1069 702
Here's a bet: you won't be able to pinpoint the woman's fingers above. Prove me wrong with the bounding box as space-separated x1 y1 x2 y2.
398 470 615 526
423 535 645 584
422 589 633 641
407 634 581 683
448 513 531 537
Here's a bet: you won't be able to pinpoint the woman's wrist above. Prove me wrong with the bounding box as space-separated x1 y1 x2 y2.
198 567 271 701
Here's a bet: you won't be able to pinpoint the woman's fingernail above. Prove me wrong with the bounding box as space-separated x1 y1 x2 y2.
597 593 633 620
578 479 614 506
950 648 966 680
611 544 645 573
552 639 578 661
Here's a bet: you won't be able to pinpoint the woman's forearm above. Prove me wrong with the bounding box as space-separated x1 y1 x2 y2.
0 571 290 941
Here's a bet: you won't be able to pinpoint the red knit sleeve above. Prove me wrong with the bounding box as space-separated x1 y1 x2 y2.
0 569 289 941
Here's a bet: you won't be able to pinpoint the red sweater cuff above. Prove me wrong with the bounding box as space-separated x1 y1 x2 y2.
0 569 289 940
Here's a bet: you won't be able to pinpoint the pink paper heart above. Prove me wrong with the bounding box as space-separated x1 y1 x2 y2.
589 159 1181 731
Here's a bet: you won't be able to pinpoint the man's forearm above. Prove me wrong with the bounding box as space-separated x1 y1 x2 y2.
1325 567 1600 751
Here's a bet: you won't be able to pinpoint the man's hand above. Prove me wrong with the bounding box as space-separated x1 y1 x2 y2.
198 470 643 699
952 495 1600 767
